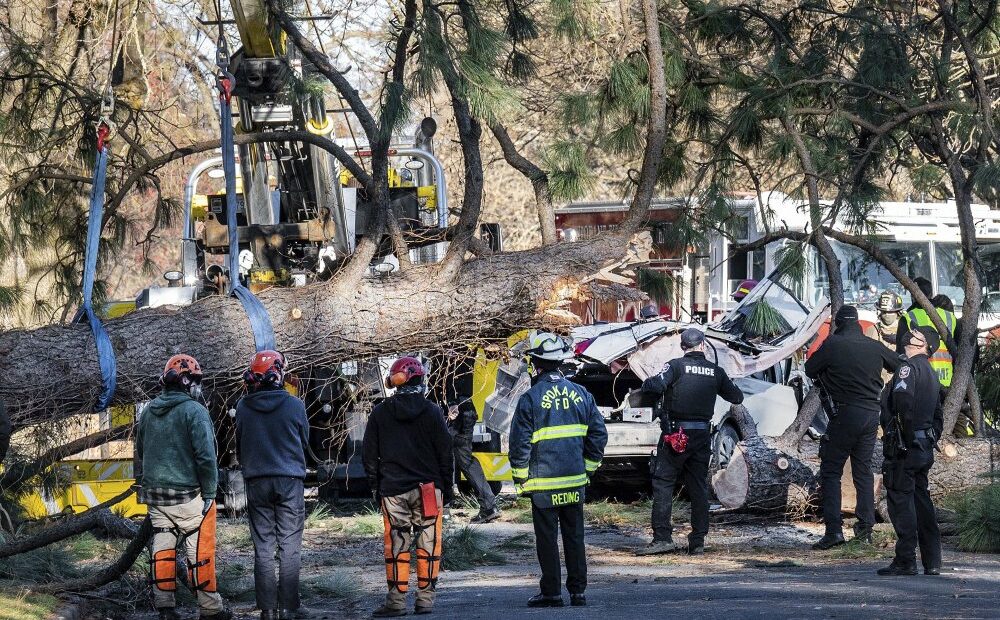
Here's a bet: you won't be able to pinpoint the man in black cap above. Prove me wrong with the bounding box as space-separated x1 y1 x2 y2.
636 328 744 556
879 326 944 576
806 305 901 549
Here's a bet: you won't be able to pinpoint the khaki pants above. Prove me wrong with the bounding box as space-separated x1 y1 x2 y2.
381 488 443 611
149 496 224 613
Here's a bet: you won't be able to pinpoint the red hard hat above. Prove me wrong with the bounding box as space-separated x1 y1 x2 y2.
732 279 758 301
244 350 286 387
162 354 203 386
386 356 426 388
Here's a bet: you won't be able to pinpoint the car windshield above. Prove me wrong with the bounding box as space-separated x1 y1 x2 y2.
715 278 808 345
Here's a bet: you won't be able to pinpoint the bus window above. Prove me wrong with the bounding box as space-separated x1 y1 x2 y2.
938 242 1000 309
814 240 932 309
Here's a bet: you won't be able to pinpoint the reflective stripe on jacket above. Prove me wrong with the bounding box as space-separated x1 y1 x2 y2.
904 308 956 386
509 372 608 495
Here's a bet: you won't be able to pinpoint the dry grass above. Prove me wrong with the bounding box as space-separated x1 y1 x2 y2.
0 590 60 620
828 526 896 560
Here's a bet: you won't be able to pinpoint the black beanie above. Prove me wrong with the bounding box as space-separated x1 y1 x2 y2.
835 305 859 324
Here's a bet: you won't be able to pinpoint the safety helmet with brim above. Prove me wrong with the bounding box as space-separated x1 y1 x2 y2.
526 331 573 361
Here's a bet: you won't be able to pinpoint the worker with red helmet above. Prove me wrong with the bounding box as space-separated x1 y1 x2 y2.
235 350 311 620
363 356 454 617
137 354 231 620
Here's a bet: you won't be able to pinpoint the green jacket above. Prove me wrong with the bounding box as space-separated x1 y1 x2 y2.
135 389 218 499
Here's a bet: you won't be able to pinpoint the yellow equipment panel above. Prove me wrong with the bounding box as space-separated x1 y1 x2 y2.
20 459 146 519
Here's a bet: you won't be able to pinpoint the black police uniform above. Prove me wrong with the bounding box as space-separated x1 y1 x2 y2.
805 319 900 539
881 352 943 573
442 355 498 517
641 351 743 549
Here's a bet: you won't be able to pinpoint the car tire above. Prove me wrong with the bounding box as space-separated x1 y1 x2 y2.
712 423 741 473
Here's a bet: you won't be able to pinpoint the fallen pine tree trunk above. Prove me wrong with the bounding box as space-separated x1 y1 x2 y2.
0 233 650 426
713 434 1000 513
39 516 152 595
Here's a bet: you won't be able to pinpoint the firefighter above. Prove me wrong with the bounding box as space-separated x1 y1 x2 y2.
869 291 904 349
636 328 744 556
879 326 944 576
895 277 957 388
235 350 311 620
136 354 231 620
363 357 454 617
509 332 607 608
805 306 901 550
731 279 758 301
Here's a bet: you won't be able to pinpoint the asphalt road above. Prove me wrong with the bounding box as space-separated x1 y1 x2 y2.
421 557 1000 620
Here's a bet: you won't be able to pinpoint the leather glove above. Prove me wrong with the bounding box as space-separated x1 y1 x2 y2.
512 476 527 486
202 499 214 516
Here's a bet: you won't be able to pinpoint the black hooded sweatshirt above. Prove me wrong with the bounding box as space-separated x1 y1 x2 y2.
235 388 310 480
362 392 454 501
805 320 901 411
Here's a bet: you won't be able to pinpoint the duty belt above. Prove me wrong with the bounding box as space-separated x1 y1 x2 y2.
675 420 711 431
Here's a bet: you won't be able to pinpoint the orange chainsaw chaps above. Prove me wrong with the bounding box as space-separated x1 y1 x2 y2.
416 512 443 589
151 548 177 592
383 510 410 592
190 501 218 592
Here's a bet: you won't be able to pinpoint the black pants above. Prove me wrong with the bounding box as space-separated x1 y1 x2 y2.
818 405 878 534
452 433 497 512
531 501 586 596
651 428 711 547
885 439 942 569
246 476 305 612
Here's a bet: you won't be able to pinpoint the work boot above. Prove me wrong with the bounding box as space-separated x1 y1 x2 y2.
158 609 181 620
811 532 846 550
924 566 942 576
570 594 587 607
280 608 315 619
261 611 279 620
688 545 705 556
635 540 680 556
527 593 564 608
414 604 433 614
877 560 918 576
471 508 502 524
372 605 407 617
200 610 233 620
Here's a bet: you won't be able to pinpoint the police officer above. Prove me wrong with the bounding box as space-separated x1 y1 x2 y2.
509 332 607 608
805 305 900 549
879 326 944 576
636 328 743 556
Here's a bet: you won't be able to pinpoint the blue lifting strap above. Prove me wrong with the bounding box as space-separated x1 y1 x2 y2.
217 69 276 352
82 122 118 411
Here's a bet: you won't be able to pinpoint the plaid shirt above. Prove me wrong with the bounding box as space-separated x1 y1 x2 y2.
138 486 200 507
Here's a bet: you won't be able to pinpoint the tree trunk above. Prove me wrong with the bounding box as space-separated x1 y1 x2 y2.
0 424 131 488
713 435 1000 513
39 516 152 594
0 234 651 425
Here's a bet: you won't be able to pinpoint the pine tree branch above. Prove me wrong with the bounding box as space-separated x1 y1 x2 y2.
489 123 556 245
39 516 151 594
621 0 667 232
0 423 131 491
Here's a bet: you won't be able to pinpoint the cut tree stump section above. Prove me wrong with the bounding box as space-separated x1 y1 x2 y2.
713 435 1000 513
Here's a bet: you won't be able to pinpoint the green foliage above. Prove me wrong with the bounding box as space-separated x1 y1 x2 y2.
442 526 505 570
543 142 592 200
636 268 674 305
743 297 784 338
550 0 592 40
954 484 1000 553
301 571 363 601
305 503 335 528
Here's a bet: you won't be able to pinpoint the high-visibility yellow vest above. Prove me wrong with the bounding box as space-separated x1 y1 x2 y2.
904 308 956 386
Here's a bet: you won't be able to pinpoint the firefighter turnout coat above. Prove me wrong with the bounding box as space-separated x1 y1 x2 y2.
509 371 608 498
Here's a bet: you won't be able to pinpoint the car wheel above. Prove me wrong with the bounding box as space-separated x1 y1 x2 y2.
714 423 741 472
